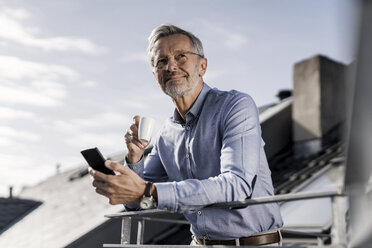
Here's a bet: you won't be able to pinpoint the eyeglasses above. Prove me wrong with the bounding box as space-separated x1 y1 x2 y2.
154 51 203 70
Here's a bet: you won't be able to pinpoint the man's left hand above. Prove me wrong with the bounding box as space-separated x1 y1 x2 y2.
89 160 146 205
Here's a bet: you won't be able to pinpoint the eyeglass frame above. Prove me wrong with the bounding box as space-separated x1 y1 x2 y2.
153 51 204 70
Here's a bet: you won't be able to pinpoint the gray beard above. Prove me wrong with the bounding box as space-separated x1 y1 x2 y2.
164 76 199 99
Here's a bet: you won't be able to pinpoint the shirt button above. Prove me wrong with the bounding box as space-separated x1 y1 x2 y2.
186 126 190 130
186 154 190 159
203 236 208 240
197 211 202 216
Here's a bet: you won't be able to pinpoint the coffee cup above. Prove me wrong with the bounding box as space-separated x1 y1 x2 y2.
138 117 155 143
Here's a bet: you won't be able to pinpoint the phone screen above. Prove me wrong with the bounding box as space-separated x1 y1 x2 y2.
80 147 115 175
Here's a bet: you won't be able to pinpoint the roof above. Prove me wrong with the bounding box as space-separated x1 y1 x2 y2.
0 153 124 248
0 197 41 235
270 141 344 195
258 96 346 245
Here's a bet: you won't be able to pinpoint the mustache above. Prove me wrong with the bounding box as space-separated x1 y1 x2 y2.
164 71 188 81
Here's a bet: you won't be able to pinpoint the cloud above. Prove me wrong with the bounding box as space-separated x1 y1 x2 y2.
54 111 132 134
190 19 248 50
64 132 123 151
80 80 98 88
0 151 57 196
120 52 148 63
0 55 78 81
74 111 132 130
51 111 132 152
0 83 65 106
204 68 228 81
2 7 30 20
0 125 40 143
0 56 92 107
0 106 36 121
0 7 106 55
0 136 12 147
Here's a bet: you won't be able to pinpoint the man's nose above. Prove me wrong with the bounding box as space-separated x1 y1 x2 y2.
165 57 178 71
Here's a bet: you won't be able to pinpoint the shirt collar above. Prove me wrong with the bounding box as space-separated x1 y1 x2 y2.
173 82 211 123
188 82 211 118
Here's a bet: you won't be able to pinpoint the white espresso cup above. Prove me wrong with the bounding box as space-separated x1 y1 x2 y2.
138 117 156 143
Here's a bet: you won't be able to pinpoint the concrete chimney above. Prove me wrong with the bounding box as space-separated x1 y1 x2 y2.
9 185 13 199
293 55 346 156
56 163 61 174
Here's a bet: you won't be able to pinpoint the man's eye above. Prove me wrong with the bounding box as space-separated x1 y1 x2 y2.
176 54 186 59
175 54 187 62
156 59 167 66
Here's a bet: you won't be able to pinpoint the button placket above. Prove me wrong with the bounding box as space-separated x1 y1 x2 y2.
184 123 193 178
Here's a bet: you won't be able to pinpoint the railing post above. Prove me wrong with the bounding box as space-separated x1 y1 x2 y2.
331 195 347 247
136 219 145 245
121 216 132 245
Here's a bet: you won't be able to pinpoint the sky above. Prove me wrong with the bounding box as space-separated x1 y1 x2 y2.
0 0 360 197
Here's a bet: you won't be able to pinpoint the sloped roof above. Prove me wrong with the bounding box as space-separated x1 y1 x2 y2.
0 153 124 248
258 96 345 244
0 197 41 235
270 141 344 195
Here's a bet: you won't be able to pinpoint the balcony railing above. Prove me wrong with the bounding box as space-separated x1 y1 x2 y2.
103 188 346 247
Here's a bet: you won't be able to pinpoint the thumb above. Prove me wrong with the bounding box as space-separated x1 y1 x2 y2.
105 160 126 174
133 115 140 127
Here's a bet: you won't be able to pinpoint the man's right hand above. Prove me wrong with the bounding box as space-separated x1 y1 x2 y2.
124 115 149 164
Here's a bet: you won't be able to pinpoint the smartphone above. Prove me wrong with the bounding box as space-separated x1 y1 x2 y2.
80 147 115 175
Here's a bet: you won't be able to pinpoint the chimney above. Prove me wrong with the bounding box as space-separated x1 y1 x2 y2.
276 89 292 101
9 186 13 199
56 163 61 174
292 55 346 156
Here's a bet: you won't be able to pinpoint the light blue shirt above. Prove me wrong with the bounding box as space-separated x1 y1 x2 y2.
127 83 283 240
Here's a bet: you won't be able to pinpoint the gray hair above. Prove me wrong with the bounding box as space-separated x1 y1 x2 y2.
147 24 205 68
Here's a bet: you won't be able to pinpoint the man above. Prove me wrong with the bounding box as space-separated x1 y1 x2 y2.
91 24 283 246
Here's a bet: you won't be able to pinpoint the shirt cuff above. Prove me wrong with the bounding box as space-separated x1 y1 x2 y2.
125 155 144 177
154 182 177 212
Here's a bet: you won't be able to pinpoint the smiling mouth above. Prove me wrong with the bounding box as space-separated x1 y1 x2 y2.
164 73 187 83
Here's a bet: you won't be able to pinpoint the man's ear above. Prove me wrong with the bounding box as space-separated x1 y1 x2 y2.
199 58 208 77
152 70 160 82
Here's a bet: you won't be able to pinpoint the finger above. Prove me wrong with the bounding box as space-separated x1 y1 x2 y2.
143 138 150 147
125 129 146 149
92 169 110 182
124 119 139 142
132 138 146 149
88 167 95 181
88 167 95 176
95 187 110 198
133 115 140 126
89 167 105 181
124 129 134 143
105 160 129 174
124 131 130 142
92 179 107 189
129 123 139 139
130 123 150 148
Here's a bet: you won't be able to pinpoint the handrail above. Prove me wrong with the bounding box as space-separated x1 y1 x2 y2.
103 188 346 247
105 189 345 218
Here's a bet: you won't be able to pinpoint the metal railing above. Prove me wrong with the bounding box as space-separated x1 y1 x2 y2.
103 188 346 247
